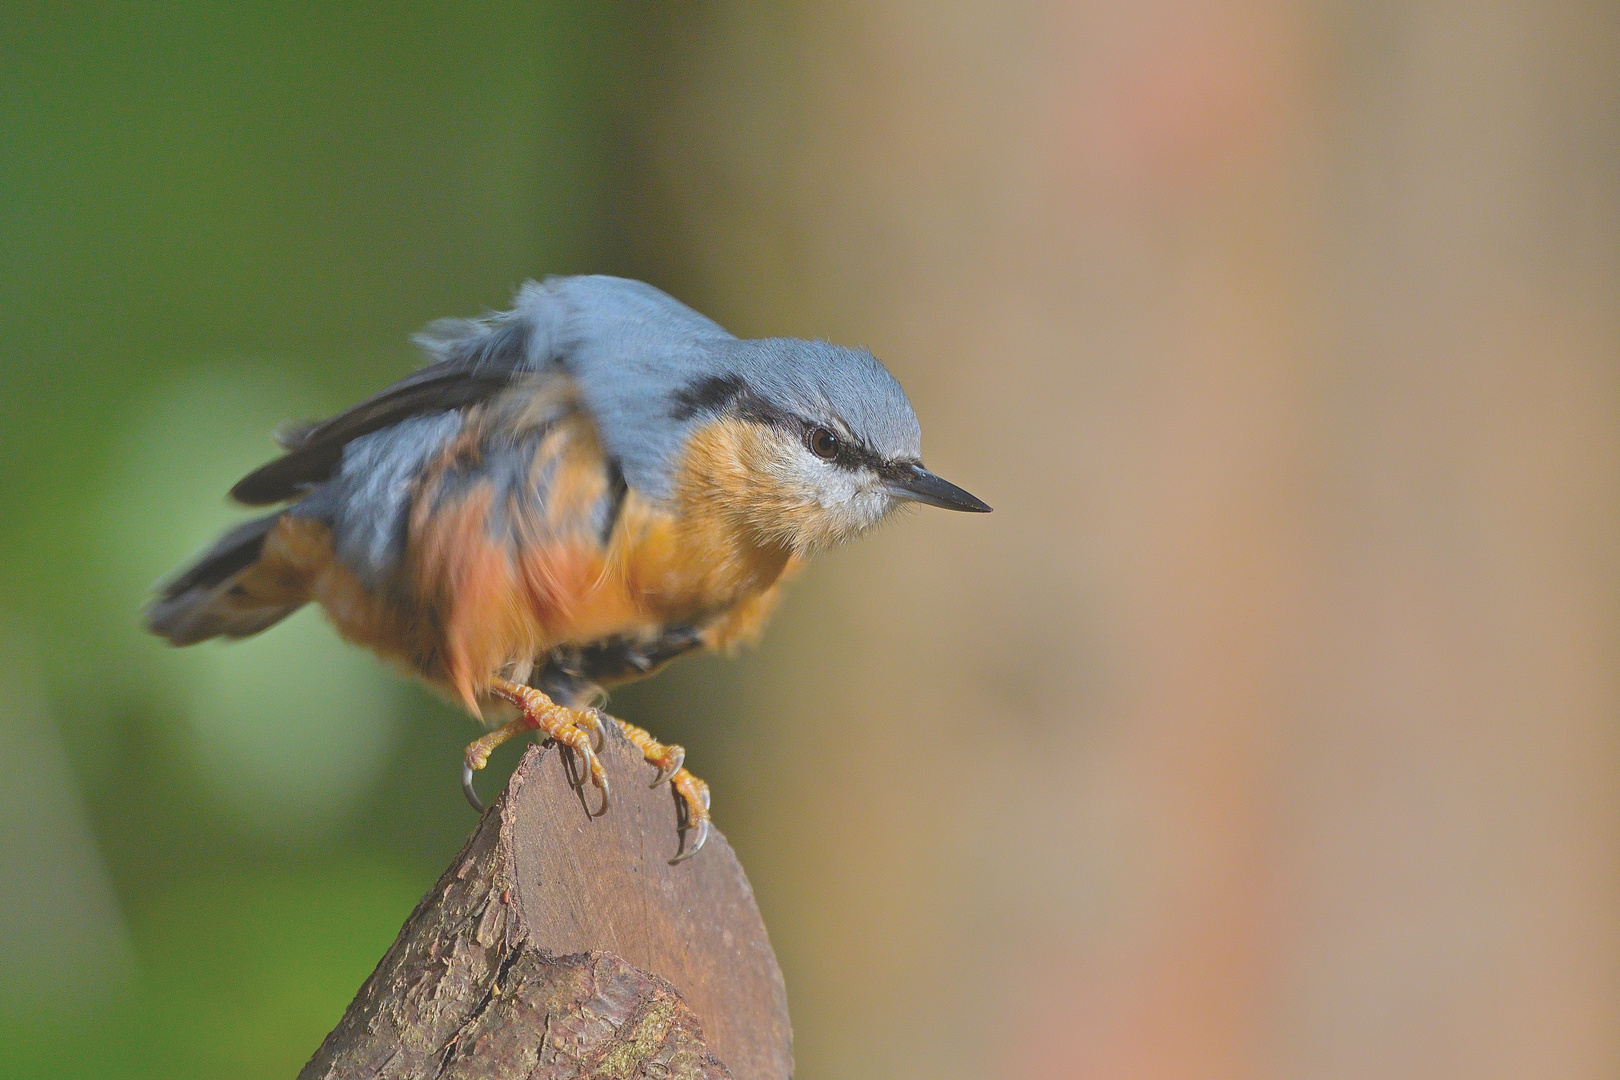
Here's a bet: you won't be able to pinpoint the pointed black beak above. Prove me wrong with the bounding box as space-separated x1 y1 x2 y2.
884 463 992 513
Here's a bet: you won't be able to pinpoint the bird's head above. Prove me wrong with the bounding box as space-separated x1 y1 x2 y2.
670 340 990 553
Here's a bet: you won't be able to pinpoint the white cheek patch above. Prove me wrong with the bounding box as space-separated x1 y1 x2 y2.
814 468 862 509
814 464 892 536
771 448 898 549
845 487 892 531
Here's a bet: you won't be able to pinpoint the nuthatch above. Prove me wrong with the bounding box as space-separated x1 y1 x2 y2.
145 276 989 861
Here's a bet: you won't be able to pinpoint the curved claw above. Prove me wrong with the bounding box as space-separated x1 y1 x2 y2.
670 818 710 864
462 762 486 813
650 745 685 788
583 708 608 753
562 742 611 817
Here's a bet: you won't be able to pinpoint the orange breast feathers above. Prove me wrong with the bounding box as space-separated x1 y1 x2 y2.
262 400 799 714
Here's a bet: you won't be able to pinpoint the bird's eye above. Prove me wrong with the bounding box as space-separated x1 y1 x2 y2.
808 427 839 460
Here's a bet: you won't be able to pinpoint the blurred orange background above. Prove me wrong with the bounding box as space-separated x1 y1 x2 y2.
1 3 1616 1078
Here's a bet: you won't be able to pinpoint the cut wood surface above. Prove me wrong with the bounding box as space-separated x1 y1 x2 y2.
299 726 792 1080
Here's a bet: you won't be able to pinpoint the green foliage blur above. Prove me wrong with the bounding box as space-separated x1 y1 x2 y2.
0 4 715 1075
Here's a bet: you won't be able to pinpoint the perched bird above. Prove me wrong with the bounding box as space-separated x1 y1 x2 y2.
145 276 989 860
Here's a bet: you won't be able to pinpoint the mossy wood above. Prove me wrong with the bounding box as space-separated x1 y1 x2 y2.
299 729 792 1079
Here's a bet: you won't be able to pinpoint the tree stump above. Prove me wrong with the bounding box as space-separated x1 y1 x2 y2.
299 725 793 1080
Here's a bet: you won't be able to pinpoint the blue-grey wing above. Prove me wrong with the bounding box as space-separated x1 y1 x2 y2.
231 275 731 506
230 360 520 504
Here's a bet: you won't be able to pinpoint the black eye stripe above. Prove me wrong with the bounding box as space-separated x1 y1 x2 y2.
812 427 889 473
670 374 749 420
669 376 893 473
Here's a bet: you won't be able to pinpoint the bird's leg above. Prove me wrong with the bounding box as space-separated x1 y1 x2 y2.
461 678 610 815
601 712 711 863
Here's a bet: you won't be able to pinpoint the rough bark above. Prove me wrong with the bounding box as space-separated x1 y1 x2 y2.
299 726 792 1080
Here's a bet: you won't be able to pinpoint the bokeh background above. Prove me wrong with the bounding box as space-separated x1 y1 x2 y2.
3 2 1618 1078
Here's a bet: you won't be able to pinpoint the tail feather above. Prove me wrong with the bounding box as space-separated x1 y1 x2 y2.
144 512 306 646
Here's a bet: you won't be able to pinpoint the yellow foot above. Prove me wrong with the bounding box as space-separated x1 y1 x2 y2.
461 678 610 815
605 713 712 863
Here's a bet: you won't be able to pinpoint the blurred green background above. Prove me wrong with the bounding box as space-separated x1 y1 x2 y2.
6 3 1620 1079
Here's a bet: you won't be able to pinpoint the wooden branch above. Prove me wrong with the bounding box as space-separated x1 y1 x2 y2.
299 725 792 1080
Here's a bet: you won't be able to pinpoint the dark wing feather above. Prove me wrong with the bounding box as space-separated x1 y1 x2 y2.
231 318 536 506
